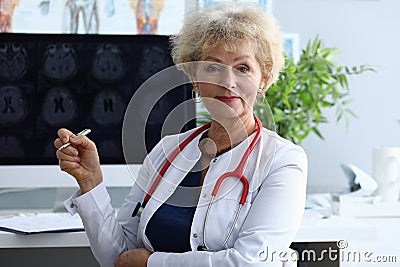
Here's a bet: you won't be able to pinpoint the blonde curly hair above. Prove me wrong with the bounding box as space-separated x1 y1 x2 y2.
170 4 285 90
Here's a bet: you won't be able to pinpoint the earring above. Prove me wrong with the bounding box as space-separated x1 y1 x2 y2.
257 88 267 103
192 85 202 103
259 84 269 94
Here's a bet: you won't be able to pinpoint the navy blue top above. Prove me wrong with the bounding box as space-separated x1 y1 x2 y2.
145 167 201 252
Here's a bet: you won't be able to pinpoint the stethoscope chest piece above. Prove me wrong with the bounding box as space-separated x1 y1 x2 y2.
197 245 208 251
132 202 144 217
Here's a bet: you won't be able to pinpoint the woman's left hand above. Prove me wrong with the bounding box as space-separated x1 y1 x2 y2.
114 248 151 267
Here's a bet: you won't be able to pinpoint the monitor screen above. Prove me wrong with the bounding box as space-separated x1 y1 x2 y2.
0 33 196 166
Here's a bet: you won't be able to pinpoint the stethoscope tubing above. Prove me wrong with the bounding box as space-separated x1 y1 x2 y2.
200 116 262 250
143 122 212 206
132 122 212 217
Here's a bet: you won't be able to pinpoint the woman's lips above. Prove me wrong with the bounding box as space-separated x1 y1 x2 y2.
216 96 240 103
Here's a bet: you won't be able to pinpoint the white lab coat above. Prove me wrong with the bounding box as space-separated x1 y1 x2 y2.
64 126 307 267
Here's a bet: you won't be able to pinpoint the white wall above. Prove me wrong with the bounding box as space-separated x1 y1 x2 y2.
273 0 400 193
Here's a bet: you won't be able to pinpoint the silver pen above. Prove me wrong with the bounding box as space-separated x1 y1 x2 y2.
58 129 92 151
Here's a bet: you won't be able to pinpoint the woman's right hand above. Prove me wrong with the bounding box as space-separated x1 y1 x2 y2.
54 128 103 194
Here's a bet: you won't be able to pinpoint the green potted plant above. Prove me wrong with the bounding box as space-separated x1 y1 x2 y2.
253 36 375 144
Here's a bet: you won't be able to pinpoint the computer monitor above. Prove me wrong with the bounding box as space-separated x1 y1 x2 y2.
0 33 195 192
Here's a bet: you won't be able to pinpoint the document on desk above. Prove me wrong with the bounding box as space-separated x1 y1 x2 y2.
0 213 84 235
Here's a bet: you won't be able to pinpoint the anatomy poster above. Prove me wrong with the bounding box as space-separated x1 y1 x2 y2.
1 0 186 35
201 0 270 10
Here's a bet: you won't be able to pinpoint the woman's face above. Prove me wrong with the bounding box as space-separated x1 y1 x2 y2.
194 45 265 120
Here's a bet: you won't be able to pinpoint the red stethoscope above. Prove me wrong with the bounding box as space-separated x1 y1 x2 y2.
132 115 262 251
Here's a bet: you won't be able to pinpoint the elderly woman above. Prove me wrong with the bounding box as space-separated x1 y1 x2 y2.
54 4 307 267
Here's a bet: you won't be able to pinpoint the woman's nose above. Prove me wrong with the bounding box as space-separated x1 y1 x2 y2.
219 67 236 90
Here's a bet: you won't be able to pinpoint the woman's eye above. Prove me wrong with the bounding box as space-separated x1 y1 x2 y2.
237 65 249 73
206 64 221 72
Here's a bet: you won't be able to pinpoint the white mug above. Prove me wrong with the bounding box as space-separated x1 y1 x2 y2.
373 147 400 202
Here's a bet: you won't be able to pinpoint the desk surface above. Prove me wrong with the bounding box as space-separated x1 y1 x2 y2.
296 214 378 242
0 214 379 248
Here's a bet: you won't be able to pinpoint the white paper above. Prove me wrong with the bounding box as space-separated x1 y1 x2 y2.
0 213 84 234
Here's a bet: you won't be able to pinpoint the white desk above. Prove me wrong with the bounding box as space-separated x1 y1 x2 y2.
0 231 89 248
296 215 377 242
3 214 398 267
0 215 377 248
